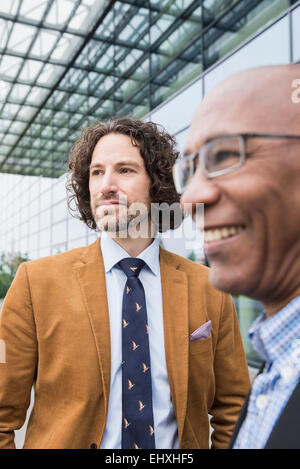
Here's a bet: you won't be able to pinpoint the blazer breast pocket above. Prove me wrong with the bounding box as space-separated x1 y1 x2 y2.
189 335 212 355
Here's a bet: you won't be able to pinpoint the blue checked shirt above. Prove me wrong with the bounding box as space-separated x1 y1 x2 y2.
234 295 300 449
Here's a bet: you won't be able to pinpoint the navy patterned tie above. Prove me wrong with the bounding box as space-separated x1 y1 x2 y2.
118 257 155 450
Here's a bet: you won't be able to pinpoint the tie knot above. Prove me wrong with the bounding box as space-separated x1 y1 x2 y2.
118 258 145 278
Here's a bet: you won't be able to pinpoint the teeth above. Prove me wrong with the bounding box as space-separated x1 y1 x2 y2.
221 228 229 237
204 226 243 243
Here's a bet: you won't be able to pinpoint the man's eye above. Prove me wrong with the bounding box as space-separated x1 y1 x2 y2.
91 169 102 175
214 150 239 162
120 168 133 173
212 150 240 169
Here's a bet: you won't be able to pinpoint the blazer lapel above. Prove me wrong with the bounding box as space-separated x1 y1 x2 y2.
160 248 189 445
265 379 300 449
73 240 111 430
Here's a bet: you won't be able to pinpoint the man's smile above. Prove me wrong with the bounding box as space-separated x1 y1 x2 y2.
204 224 246 253
204 225 245 243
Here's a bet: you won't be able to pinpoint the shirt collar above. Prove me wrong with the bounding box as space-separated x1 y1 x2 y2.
248 295 300 363
100 231 160 276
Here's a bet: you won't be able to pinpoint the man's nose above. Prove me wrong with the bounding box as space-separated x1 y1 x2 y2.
99 170 119 195
180 168 221 210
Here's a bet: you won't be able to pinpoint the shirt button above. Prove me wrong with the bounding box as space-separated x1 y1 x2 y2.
281 366 294 382
256 394 268 410
90 443 98 449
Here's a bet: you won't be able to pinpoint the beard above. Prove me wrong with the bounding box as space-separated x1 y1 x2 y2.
94 203 129 234
93 200 151 238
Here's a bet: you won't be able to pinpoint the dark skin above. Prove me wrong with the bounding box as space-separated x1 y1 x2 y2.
181 65 300 317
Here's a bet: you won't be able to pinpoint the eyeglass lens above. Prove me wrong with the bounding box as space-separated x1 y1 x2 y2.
204 136 243 174
173 153 199 194
174 136 244 192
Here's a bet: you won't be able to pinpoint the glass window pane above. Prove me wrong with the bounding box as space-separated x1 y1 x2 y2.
53 200 67 223
28 215 39 234
17 105 37 121
40 247 51 257
68 216 88 241
204 0 290 69
39 228 51 248
95 9 114 38
204 16 289 94
0 82 12 102
7 23 36 54
116 4 149 47
52 220 67 244
50 33 79 62
36 64 64 86
31 30 59 58
52 242 67 255
28 232 38 251
151 77 203 135
0 1 19 15
1 134 18 146
19 0 48 21
0 19 13 49
52 176 67 204
40 188 52 211
9 120 27 134
68 237 87 250
18 60 44 83
40 208 51 230
2 103 20 119
293 5 300 62
25 87 49 105
0 56 23 78
46 0 75 26
68 3 95 31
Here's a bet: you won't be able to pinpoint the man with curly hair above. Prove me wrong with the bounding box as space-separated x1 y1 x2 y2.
0 117 249 450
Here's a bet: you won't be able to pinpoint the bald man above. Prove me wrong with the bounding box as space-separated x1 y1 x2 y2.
173 64 300 449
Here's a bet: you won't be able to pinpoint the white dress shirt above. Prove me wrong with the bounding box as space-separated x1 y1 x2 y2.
99 232 179 449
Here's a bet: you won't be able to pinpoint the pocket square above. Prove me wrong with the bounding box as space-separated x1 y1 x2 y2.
189 320 211 342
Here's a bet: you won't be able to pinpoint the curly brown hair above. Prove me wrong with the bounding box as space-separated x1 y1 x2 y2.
66 117 181 232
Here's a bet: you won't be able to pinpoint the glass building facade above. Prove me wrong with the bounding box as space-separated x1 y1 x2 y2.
0 0 298 178
1 0 300 373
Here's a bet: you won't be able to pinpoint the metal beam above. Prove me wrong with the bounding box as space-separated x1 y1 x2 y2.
0 0 116 173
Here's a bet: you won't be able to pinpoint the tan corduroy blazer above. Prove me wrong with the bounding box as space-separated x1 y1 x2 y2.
0 240 250 449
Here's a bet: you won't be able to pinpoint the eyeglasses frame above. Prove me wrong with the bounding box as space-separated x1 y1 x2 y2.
173 133 300 194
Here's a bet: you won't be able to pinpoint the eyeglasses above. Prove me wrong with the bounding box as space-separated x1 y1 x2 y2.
172 133 300 194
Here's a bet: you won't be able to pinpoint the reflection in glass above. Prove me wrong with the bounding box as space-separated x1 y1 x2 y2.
204 0 290 68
